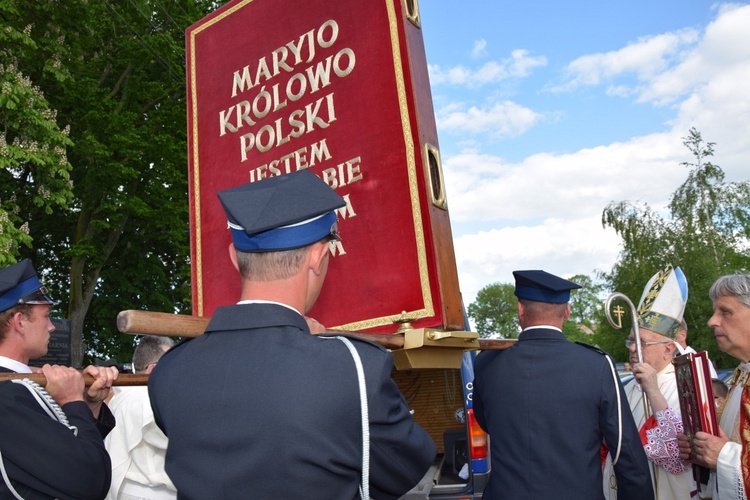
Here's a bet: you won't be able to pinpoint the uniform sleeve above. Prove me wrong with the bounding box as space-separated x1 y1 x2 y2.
600 359 655 500
0 382 112 500
95 402 116 438
365 348 438 500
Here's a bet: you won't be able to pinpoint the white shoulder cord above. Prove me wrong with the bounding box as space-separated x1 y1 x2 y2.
323 336 370 499
604 356 622 465
0 378 79 500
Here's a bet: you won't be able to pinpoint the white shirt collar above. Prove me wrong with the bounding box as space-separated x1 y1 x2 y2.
0 355 31 373
522 325 563 333
236 299 301 316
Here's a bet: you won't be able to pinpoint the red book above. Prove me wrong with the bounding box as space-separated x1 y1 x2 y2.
674 351 720 442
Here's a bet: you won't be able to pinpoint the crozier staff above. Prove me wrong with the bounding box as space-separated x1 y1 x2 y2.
613 264 694 500
0 259 116 499
149 170 436 499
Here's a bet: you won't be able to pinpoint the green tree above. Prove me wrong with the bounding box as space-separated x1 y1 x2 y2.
602 128 750 367
562 273 606 345
2 1 217 365
568 273 605 327
0 1 74 267
467 282 520 339
468 275 606 341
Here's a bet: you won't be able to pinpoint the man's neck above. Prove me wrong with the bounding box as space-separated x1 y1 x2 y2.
0 345 28 365
236 299 301 316
240 285 305 314
523 324 562 333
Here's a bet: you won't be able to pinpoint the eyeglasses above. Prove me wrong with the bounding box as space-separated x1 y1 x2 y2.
624 339 671 349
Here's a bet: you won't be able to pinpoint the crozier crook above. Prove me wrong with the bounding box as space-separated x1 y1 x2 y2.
605 292 652 423
605 292 643 364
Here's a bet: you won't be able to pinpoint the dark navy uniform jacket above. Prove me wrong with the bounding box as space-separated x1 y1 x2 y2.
0 373 112 500
473 328 654 500
149 303 436 500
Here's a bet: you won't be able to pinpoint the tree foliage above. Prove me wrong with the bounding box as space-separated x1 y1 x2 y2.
467 276 603 341
600 128 750 367
0 1 74 266
467 282 520 339
568 273 605 327
2 1 219 365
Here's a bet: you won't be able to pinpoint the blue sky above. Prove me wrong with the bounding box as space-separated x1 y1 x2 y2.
416 1 750 305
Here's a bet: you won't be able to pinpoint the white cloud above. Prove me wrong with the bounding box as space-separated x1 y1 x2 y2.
471 39 488 59
639 4 750 105
454 218 623 305
443 133 685 224
550 29 699 94
436 100 543 137
429 49 547 87
549 4 750 108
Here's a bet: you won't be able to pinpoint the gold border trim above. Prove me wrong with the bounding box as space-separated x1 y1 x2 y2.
334 0 434 330
188 0 256 316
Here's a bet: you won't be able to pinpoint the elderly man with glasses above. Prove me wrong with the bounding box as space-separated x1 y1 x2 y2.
677 273 750 500
603 264 695 500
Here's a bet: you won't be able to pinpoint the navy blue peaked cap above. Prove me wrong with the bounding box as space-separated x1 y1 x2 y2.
0 259 56 313
217 170 346 252
513 270 581 304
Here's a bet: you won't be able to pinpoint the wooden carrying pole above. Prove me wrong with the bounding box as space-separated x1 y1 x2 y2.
0 373 149 386
0 312 513 388
116 309 516 352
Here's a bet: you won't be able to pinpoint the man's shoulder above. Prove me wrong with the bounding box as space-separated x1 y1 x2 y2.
317 333 389 357
573 341 613 358
0 380 62 415
0 380 25 399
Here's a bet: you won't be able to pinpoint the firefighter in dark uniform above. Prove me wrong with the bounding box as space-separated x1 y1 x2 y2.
473 270 654 500
0 259 116 499
149 170 437 499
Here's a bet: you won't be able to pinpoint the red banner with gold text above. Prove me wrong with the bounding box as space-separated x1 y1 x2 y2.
187 0 462 332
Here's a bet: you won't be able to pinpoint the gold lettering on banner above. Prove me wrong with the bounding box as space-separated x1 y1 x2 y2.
217 18 356 166
230 20 340 97
321 157 362 189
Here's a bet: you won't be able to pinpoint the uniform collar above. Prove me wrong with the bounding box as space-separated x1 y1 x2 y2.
0 355 31 373
236 299 301 316
522 325 563 333
205 302 308 334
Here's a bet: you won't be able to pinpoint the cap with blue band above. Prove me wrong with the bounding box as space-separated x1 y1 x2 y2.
513 270 581 304
218 170 346 253
0 259 57 313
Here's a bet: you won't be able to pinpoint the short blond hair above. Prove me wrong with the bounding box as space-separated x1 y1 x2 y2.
235 246 309 281
0 304 33 342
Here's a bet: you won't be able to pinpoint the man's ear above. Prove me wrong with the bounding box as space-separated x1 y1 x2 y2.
675 328 687 345
7 311 27 337
563 303 572 321
228 243 239 271
308 241 330 276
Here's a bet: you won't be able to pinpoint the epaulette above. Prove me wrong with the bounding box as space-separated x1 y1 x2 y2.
319 333 386 352
574 341 611 357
